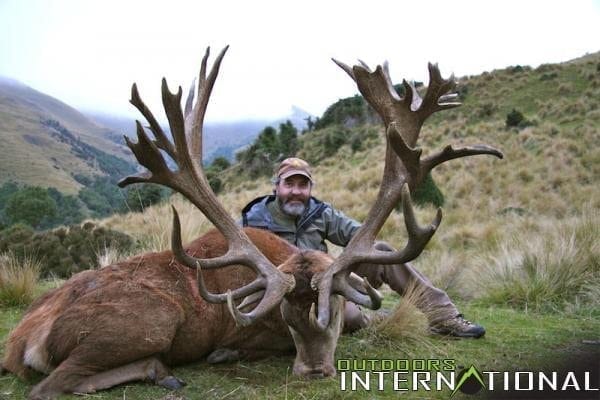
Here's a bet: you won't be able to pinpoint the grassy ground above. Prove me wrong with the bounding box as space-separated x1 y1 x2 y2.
1 294 598 400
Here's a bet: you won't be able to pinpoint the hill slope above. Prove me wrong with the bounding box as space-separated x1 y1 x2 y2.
0 78 135 193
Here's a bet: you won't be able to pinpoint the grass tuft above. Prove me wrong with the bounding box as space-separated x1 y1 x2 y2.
478 208 599 312
0 251 41 307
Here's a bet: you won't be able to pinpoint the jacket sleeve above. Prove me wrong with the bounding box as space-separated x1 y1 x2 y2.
323 205 362 247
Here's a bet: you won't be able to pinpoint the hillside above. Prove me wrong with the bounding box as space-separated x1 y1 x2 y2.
0 78 135 194
105 50 599 282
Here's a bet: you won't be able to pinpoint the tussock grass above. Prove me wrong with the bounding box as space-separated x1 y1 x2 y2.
364 283 447 359
0 251 40 307
477 208 599 313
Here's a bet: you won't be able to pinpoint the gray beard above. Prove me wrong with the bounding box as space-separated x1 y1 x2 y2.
281 201 306 217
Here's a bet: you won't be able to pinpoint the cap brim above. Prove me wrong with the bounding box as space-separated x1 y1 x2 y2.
279 170 313 182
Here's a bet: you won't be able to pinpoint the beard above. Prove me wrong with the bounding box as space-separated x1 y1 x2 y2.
280 200 307 217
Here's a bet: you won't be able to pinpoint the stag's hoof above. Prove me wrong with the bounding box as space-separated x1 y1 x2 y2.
158 375 186 390
207 348 240 364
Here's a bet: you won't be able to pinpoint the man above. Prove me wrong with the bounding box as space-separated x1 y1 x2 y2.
241 157 485 338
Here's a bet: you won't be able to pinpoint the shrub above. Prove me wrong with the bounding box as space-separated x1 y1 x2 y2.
505 108 532 129
0 251 40 306
123 184 169 213
4 187 57 228
0 222 135 278
506 108 524 128
413 173 445 208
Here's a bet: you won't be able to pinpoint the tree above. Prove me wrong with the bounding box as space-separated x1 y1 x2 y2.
4 187 58 229
124 184 167 212
278 120 299 156
210 156 231 171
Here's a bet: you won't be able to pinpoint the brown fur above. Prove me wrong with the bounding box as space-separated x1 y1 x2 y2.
2 227 315 398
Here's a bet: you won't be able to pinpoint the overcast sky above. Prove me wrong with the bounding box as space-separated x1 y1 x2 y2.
1 0 599 122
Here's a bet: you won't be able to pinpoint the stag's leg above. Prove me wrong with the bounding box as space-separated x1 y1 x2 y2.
353 241 458 324
342 302 371 333
28 357 183 399
27 287 185 399
72 356 184 393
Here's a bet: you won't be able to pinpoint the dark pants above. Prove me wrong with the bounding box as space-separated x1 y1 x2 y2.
343 242 458 332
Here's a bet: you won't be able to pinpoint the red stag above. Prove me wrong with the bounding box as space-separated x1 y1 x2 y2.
1 46 501 399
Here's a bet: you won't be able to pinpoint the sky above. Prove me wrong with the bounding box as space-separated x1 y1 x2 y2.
0 0 599 123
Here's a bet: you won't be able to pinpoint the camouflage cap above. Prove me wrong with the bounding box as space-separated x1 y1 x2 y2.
276 157 313 182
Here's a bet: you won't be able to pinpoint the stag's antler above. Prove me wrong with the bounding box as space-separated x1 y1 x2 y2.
119 46 295 326
310 59 504 330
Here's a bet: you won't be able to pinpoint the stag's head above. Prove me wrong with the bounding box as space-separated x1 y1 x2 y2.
119 47 502 378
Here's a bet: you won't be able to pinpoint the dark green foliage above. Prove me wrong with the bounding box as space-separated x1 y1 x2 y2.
236 121 300 178
412 173 445 208
205 156 232 194
42 119 136 178
4 187 57 229
505 108 531 129
302 126 379 165
78 176 127 218
278 121 299 156
0 222 135 278
0 184 85 230
395 173 444 210
313 95 377 130
540 72 558 81
210 156 231 171
0 182 19 226
123 184 169 213
508 65 531 74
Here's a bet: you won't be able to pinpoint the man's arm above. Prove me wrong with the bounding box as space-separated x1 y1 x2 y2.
322 206 362 247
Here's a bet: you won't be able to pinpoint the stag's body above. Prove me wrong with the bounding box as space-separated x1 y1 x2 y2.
2 228 320 398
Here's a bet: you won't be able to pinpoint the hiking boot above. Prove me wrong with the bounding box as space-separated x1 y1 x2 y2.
429 314 486 338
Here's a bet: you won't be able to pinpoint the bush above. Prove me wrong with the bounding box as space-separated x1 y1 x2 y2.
0 222 135 278
505 108 532 129
413 173 445 208
4 187 57 228
236 121 300 178
506 108 524 127
123 184 169 213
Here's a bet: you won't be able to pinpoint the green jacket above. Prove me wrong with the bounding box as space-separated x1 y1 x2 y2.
241 195 361 252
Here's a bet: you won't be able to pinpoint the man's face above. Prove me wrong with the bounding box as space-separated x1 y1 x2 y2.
275 175 312 217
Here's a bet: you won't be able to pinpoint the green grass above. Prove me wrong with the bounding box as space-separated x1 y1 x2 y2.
1 295 598 399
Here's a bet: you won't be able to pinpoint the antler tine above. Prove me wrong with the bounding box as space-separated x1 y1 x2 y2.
129 83 177 160
184 78 196 120
417 62 461 121
309 58 503 330
121 47 296 326
331 58 355 81
186 46 229 164
332 273 382 310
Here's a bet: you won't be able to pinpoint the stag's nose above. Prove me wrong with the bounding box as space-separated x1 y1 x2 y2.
296 364 336 379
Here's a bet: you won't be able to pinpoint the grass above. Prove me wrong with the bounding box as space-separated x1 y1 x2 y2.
0 252 40 307
477 210 599 313
1 300 598 399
